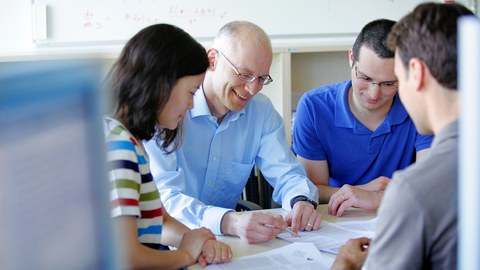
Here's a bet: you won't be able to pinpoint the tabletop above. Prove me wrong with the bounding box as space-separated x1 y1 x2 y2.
188 205 376 269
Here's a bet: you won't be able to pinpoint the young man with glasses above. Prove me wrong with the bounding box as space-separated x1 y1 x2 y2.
292 19 433 217
145 21 321 244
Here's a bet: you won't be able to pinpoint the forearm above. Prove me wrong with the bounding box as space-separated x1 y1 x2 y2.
317 184 341 204
220 212 236 236
161 210 190 247
130 243 194 270
114 216 195 270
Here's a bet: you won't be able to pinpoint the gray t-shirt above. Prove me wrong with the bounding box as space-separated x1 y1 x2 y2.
364 120 458 270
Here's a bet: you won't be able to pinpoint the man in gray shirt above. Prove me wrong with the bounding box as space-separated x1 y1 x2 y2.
332 3 474 270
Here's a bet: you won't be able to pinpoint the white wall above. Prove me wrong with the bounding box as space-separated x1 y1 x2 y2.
1 1 35 52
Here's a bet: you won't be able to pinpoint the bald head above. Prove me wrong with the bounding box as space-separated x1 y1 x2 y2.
211 21 272 55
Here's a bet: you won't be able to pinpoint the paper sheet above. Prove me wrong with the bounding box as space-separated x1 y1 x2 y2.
278 218 377 254
205 242 333 270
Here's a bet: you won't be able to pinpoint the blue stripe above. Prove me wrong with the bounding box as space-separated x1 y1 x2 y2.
138 225 162 236
107 140 135 151
109 160 139 173
137 155 147 165
107 140 147 164
141 173 153 184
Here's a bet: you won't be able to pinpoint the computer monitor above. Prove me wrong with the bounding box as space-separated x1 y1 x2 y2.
0 60 118 269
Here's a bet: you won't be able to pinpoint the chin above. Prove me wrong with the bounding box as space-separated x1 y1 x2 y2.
158 123 178 130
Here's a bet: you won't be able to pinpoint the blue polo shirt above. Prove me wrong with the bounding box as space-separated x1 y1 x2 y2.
293 80 433 187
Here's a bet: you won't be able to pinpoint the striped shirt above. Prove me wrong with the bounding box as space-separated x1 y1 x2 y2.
104 117 163 244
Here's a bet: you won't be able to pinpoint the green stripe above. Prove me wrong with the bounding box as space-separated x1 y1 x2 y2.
112 125 125 135
140 190 160 201
111 179 140 191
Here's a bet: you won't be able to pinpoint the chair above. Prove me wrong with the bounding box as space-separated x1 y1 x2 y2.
236 165 280 211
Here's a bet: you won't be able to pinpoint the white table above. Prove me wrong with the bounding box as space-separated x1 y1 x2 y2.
188 205 376 269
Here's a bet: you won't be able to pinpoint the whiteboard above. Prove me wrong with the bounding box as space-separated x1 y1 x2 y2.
33 0 439 47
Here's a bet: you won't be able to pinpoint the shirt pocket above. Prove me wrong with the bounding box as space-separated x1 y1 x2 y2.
214 161 254 209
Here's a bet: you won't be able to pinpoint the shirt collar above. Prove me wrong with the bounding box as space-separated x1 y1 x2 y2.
189 85 246 122
190 85 212 118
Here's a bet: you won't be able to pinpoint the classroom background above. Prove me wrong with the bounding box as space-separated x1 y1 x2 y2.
1 0 479 269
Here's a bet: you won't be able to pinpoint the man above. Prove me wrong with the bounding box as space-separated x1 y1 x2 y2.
292 19 433 216
145 21 321 244
332 3 473 269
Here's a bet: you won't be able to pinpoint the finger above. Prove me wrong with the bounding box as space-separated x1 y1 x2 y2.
244 225 280 244
198 255 208 267
289 209 302 233
304 214 316 231
202 242 214 262
210 242 221 264
259 212 285 229
224 245 233 262
336 198 353 217
213 243 225 263
329 195 342 216
312 213 322 230
356 237 371 246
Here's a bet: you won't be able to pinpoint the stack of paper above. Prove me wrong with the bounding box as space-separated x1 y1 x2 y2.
278 218 376 254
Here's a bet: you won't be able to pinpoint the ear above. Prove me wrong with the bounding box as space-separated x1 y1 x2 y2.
409 58 425 92
207 48 218 71
348 48 354 68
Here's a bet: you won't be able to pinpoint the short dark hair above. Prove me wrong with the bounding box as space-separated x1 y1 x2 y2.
352 19 396 63
388 3 474 90
107 24 209 152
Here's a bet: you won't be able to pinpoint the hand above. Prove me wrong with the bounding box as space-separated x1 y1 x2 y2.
284 201 322 233
328 185 383 217
358 176 391 191
221 211 285 244
178 227 216 265
197 239 233 267
332 237 370 270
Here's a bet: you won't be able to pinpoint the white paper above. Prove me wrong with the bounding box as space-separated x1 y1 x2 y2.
278 218 376 254
205 242 332 270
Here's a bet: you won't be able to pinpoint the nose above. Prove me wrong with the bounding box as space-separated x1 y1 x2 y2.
367 83 382 99
245 80 263 96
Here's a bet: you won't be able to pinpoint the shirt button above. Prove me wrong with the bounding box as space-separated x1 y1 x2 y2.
212 156 217 161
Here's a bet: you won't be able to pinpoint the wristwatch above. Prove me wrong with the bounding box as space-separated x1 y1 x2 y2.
290 195 318 209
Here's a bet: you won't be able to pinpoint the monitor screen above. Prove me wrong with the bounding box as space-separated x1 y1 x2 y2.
0 60 118 269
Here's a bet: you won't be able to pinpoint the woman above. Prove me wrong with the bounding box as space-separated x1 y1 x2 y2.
104 24 232 269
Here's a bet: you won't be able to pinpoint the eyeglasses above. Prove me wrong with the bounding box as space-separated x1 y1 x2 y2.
215 49 273 85
354 65 398 93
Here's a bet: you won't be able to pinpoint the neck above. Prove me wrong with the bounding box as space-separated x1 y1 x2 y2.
429 89 458 135
348 87 392 131
202 82 228 123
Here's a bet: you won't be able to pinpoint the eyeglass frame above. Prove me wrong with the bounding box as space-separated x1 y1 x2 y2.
214 48 273 85
354 65 398 93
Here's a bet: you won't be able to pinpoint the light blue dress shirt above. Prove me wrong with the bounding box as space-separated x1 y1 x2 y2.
144 87 318 234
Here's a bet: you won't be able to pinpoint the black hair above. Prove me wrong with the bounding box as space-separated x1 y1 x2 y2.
106 24 209 152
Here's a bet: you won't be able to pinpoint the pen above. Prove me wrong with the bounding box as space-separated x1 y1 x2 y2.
265 224 300 238
285 227 300 238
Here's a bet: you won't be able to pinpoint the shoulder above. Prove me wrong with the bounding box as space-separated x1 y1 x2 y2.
104 117 134 141
298 80 350 108
245 93 278 116
388 138 457 206
104 117 140 157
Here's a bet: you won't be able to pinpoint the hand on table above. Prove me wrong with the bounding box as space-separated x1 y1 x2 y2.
221 211 286 244
328 185 383 217
332 237 370 270
284 201 322 233
198 239 233 267
178 227 216 265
